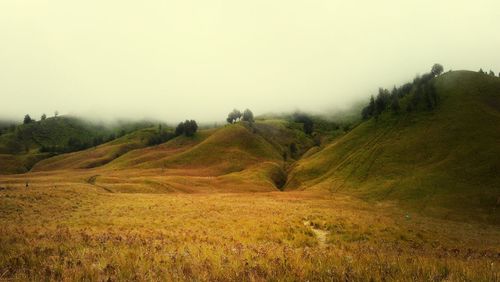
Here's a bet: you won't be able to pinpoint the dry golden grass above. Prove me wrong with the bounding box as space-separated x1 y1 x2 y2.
0 174 499 281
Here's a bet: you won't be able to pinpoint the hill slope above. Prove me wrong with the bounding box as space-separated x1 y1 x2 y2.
0 116 156 174
23 121 315 192
286 71 500 223
31 128 157 171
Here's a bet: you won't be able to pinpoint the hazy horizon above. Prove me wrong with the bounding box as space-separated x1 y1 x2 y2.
1 0 499 122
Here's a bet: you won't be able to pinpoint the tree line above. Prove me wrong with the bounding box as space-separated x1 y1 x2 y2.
23 111 59 124
361 63 444 120
478 68 499 77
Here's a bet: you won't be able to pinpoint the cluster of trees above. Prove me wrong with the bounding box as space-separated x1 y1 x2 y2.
23 111 59 124
226 109 254 124
175 120 198 137
362 63 444 120
478 68 499 77
148 120 199 146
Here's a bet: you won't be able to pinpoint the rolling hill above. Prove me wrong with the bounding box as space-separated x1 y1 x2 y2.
286 71 500 223
24 121 316 193
0 116 156 174
31 128 158 171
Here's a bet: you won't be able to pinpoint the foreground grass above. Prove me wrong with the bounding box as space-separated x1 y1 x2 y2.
0 183 498 281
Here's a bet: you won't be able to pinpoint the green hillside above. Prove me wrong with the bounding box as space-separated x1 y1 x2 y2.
286 71 500 223
31 128 158 171
0 116 101 154
0 116 156 174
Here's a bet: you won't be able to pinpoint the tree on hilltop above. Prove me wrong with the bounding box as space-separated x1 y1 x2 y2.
242 109 254 122
226 109 242 124
23 114 33 124
431 63 444 76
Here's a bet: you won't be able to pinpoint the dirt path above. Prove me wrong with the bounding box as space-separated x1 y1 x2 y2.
303 221 328 247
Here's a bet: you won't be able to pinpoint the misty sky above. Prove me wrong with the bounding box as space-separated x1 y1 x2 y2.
1 1 499 122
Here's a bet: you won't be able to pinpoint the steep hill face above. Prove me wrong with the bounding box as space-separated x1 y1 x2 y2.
286 71 500 223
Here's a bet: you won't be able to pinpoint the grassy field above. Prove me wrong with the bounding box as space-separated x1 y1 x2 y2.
0 179 498 281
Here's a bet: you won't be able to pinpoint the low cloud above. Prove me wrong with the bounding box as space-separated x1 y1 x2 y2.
1 0 499 122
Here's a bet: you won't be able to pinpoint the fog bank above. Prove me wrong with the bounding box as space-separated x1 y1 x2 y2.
1 0 499 122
